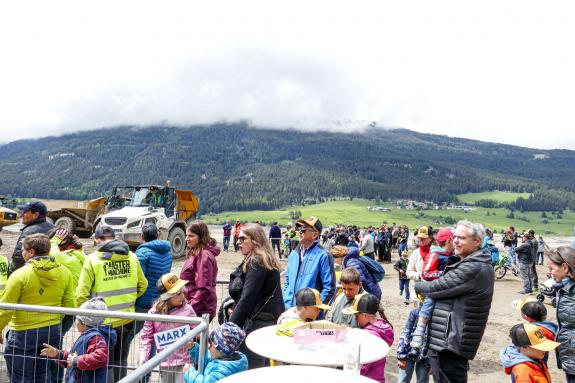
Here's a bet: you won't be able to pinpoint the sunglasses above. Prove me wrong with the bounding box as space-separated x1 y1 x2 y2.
237 236 248 243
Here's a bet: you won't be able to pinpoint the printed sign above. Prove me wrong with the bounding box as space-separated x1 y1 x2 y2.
153 325 190 350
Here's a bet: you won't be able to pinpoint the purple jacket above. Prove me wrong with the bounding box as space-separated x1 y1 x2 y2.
361 320 394 383
138 302 197 367
180 243 220 319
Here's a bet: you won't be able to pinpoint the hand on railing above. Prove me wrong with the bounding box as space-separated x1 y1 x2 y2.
40 343 60 358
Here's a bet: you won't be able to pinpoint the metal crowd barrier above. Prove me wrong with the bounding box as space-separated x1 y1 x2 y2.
0 303 209 383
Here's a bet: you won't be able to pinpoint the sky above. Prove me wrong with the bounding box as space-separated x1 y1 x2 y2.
1 1 574 149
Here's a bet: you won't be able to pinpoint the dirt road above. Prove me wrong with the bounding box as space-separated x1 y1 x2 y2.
1 227 573 382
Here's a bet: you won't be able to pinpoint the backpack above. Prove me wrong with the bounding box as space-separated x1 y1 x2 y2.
358 256 386 282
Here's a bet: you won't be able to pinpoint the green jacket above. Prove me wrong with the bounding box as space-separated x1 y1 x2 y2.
50 237 86 288
0 256 76 331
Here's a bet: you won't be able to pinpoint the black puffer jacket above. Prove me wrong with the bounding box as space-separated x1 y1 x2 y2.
10 218 54 273
415 249 495 360
556 280 575 374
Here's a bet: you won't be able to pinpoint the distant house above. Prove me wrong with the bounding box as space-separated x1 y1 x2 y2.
368 206 392 212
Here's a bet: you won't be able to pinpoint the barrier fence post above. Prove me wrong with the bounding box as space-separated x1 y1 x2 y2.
197 314 210 374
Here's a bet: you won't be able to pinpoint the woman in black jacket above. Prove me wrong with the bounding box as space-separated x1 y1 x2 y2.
229 223 284 369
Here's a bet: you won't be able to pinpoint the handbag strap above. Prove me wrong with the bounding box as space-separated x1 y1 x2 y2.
249 283 277 321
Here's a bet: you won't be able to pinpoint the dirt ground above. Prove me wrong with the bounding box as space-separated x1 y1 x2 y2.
1 225 573 382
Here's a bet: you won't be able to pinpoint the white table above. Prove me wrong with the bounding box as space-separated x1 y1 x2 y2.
245 325 389 367
218 365 378 383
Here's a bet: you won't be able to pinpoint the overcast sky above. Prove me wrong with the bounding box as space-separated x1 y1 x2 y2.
1 1 574 149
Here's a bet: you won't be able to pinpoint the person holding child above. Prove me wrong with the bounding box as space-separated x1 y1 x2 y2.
343 292 394 383
139 273 196 383
183 322 248 383
500 323 560 382
41 298 117 383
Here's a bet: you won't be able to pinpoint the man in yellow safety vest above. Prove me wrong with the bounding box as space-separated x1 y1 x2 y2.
77 226 148 382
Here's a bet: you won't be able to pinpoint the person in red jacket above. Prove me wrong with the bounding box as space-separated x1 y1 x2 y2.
41 298 116 383
233 219 242 252
500 323 560 383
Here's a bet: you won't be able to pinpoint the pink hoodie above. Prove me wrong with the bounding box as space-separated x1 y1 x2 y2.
138 302 197 367
361 319 394 383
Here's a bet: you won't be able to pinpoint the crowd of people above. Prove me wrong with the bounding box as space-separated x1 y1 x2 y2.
0 201 575 383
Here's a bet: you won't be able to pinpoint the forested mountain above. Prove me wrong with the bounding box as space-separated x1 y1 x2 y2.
1 123 574 213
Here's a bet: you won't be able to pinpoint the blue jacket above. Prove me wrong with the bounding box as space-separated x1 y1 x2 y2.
396 308 429 364
269 225 281 240
184 344 248 383
135 240 173 309
344 247 382 300
283 241 335 308
66 326 117 383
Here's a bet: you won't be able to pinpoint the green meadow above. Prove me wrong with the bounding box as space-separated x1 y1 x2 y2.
457 191 531 204
202 194 575 236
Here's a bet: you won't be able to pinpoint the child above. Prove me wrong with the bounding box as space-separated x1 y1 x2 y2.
325 268 363 328
41 298 116 383
276 288 330 335
500 323 560 383
513 297 558 363
393 250 410 305
139 273 197 383
396 304 430 383
410 227 456 350
183 322 248 382
343 293 394 383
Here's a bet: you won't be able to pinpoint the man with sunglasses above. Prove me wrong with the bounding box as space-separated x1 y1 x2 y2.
282 216 335 309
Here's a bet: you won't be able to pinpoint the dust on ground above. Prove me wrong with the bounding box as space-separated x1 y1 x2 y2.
1 225 573 382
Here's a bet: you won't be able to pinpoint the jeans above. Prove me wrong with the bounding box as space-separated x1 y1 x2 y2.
518 262 533 292
566 372 575 383
4 324 62 383
399 279 410 301
537 252 544 265
505 246 516 265
398 242 407 256
531 262 539 289
223 236 230 251
397 359 430 383
110 321 135 382
428 350 469 383
419 297 434 320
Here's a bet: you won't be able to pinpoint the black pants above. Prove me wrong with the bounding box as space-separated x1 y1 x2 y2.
271 239 281 256
531 262 539 288
110 321 135 382
241 319 275 369
428 350 469 383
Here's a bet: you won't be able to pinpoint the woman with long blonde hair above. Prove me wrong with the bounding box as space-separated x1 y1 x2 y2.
228 223 284 368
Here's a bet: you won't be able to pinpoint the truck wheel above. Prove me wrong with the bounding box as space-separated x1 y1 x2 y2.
168 227 186 259
55 216 75 233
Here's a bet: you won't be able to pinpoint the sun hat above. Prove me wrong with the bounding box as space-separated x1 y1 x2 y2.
209 322 246 356
295 288 331 310
416 226 432 239
156 273 188 301
510 323 560 351
331 245 349 258
342 293 379 315
77 298 108 327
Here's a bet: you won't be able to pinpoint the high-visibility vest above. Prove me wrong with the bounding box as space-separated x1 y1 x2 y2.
0 255 8 298
89 252 140 327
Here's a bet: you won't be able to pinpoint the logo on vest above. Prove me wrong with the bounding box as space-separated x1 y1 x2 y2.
102 260 132 281
0 262 7 276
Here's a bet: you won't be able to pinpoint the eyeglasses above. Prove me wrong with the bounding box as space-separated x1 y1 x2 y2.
237 236 248 243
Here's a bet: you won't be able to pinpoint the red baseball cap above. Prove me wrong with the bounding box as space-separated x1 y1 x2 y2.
436 227 455 243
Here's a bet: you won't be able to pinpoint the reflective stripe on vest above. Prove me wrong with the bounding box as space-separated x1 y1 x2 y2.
89 252 140 326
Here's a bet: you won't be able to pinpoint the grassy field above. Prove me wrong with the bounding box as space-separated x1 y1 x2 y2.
202 198 575 235
457 191 531 204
